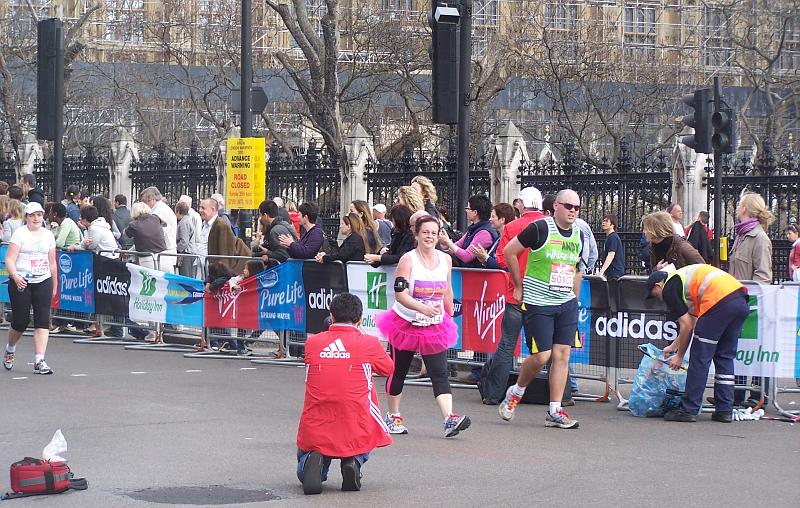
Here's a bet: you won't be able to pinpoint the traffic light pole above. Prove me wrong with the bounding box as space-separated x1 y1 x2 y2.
713 77 722 267
456 0 472 232
238 0 253 241
53 21 64 203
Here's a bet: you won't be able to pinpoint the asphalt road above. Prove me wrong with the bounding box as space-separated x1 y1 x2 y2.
1 334 798 507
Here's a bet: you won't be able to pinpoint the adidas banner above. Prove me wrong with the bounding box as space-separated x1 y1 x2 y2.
302 261 348 334
93 256 130 317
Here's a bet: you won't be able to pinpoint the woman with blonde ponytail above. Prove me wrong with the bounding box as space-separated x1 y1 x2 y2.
728 192 773 408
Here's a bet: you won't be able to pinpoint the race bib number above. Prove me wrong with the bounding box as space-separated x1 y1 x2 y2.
412 301 444 327
548 263 575 292
30 257 50 276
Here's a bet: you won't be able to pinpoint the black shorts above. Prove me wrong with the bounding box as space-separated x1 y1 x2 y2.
523 297 579 353
9 277 53 332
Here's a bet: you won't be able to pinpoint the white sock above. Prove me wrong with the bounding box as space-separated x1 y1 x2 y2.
5 344 15 353
34 354 44 364
549 402 562 415
510 384 525 397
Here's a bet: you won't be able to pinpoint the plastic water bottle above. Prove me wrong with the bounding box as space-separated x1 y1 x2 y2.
16 273 29 292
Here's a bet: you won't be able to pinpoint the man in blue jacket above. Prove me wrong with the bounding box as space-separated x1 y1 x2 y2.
280 201 324 259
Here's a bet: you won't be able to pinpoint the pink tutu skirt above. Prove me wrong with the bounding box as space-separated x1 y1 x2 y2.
376 310 458 355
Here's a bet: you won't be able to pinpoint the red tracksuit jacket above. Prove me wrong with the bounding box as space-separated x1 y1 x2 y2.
296 324 394 457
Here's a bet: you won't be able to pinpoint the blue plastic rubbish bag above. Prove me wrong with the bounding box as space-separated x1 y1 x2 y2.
628 344 688 417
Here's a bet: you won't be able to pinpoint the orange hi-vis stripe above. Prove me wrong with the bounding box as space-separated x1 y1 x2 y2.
676 264 744 317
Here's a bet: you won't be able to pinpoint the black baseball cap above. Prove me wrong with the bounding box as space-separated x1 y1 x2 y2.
645 271 669 299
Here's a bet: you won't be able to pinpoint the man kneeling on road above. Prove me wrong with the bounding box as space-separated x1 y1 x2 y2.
646 264 749 423
296 292 394 495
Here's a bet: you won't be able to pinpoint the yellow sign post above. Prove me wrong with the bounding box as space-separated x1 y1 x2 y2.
226 137 266 209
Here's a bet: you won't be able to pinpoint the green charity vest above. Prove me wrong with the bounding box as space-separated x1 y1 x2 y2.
522 217 582 306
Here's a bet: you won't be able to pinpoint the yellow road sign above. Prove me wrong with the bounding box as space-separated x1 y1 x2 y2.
226 137 266 209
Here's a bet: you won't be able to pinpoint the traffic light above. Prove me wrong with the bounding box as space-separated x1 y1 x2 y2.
680 88 712 154
429 3 459 125
36 18 64 141
712 107 737 154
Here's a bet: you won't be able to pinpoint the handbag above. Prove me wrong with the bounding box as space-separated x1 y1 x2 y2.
1 457 87 500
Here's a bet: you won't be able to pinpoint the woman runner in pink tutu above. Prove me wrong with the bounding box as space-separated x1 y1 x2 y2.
377 215 471 438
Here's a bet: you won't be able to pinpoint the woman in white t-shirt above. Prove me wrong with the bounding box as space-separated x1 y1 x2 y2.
3 202 58 375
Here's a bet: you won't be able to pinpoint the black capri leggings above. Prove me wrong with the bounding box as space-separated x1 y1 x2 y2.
386 346 452 398
9 277 53 332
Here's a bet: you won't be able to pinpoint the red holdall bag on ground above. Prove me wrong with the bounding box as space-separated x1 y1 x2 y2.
1 457 88 500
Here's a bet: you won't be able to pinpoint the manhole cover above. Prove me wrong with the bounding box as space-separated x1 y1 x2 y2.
125 485 281 505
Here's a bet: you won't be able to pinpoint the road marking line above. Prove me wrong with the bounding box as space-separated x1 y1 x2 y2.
71 374 88 377
185 370 202 373
130 371 147 375
240 367 257 371
12 377 28 380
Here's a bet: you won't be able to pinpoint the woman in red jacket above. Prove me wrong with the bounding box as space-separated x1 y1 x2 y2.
296 293 394 495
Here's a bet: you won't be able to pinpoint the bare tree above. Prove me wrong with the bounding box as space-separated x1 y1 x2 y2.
712 0 800 147
0 3 101 153
503 2 686 161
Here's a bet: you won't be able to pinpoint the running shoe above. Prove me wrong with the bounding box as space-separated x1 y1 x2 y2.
498 385 522 421
384 413 408 434
545 408 579 429
3 350 13 370
443 413 471 438
33 360 53 375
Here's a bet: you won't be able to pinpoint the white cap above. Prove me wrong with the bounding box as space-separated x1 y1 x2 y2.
24 202 45 215
273 197 285 208
518 186 543 209
372 203 387 214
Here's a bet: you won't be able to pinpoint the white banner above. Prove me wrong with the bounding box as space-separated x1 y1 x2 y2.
734 283 799 377
127 263 169 324
345 263 396 339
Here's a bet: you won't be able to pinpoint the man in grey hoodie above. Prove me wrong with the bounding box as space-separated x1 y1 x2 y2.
255 200 297 264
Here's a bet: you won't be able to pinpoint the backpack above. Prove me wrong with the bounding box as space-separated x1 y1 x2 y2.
2 457 87 500
478 357 573 405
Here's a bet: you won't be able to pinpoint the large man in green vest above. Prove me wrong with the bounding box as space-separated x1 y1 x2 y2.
500 189 584 429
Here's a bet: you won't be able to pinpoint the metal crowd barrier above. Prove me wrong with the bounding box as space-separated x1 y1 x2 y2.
3 239 795 417
71 249 158 347
185 253 292 362
611 277 772 414
124 251 207 353
772 281 800 419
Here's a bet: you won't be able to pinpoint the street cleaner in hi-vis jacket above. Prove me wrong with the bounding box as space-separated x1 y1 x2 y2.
646 264 748 423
